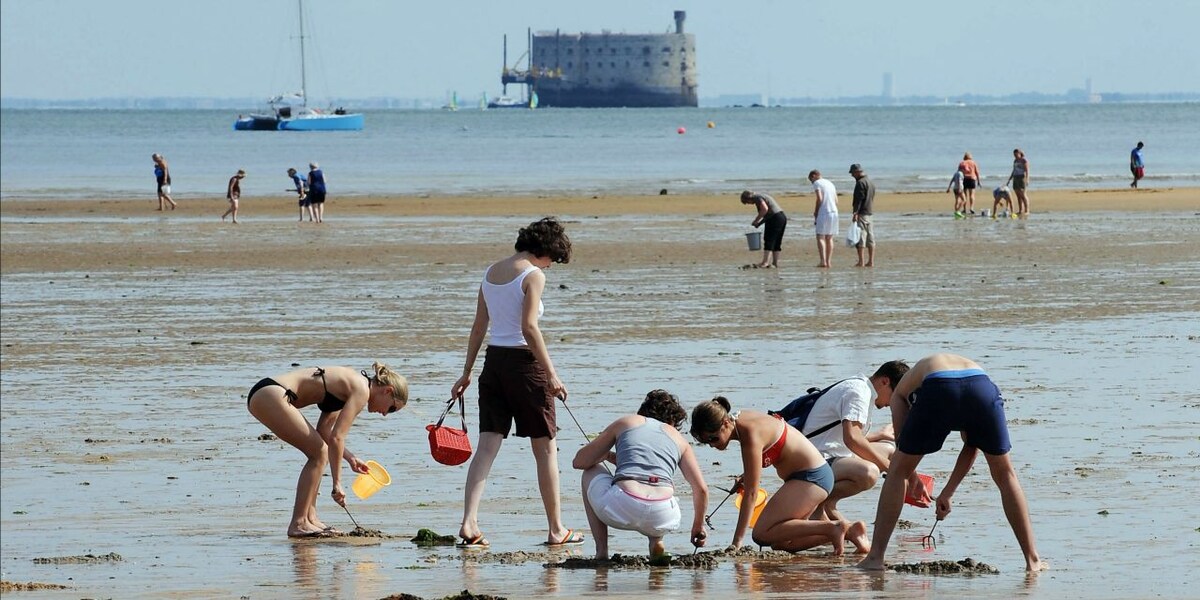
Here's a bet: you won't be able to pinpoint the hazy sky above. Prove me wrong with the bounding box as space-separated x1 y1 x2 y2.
3 0 1198 101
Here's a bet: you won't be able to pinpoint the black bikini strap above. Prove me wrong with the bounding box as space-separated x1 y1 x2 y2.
313 367 328 390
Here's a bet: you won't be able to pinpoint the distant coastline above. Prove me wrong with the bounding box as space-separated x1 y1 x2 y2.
3 91 1198 110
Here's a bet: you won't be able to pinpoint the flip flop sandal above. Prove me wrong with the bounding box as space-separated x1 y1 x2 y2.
542 528 585 546
456 534 490 549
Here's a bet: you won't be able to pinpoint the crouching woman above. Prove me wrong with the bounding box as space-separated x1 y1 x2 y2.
690 396 869 554
572 390 709 560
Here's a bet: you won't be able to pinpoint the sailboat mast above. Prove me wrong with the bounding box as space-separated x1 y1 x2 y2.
297 0 307 104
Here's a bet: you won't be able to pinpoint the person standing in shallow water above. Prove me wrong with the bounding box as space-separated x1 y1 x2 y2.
451 217 580 549
848 163 876 267
152 153 177 211
958 152 982 215
1007 149 1031 217
246 363 408 537
808 170 839 269
288 168 311 222
856 353 1047 572
222 169 245 223
1130 141 1145 188
741 190 787 268
307 162 327 223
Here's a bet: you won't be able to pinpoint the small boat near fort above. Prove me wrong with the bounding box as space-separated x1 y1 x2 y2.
234 0 362 131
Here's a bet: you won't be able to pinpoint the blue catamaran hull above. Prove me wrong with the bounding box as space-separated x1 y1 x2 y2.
234 113 363 131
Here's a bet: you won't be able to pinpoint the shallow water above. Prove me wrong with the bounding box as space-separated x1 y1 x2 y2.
1 210 1199 599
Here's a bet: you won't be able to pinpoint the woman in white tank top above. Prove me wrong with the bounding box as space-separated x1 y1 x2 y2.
451 217 577 548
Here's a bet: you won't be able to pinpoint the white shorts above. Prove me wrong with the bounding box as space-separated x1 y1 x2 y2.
815 212 839 236
160 185 171 195
587 472 681 537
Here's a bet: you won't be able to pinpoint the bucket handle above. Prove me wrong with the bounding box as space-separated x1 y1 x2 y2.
436 396 468 433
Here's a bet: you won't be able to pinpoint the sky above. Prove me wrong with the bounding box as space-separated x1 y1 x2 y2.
3 0 1199 101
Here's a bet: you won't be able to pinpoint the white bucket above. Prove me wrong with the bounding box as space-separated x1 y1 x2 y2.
745 231 762 251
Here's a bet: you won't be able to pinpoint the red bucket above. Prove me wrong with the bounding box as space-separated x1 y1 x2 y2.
904 473 934 507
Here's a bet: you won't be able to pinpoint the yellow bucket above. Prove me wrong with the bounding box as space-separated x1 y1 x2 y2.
351 460 391 500
734 488 769 528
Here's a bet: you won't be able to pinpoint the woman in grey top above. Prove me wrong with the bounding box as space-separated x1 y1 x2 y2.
573 390 709 561
1007 148 1031 218
741 190 788 268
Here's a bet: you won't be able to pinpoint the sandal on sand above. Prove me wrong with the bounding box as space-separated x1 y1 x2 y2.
542 529 585 546
456 534 490 549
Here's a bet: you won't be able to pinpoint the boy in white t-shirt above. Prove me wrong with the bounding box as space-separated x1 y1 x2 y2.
801 360 909 521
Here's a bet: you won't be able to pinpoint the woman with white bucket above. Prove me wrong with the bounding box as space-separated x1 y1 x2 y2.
247 363 408 537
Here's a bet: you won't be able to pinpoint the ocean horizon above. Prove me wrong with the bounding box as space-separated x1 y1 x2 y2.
2 103 1197 200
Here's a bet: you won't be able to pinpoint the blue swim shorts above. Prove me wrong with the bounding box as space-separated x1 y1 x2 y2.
897 369 1012 456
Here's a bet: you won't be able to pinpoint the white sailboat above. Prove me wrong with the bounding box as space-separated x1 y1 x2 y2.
234 0 363 131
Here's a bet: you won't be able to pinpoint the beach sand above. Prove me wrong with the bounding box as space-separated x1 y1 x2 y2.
1 188 1198 599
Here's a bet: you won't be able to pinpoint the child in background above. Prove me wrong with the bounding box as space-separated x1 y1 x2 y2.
992 186 1015 219
947 170 966 218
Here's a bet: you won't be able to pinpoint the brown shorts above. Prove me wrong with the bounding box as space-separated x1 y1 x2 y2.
477 345 557 438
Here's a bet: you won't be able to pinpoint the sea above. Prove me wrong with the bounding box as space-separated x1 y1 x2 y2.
1 102 1198 200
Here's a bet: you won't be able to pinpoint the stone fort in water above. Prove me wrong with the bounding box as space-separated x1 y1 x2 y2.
503 11 697 108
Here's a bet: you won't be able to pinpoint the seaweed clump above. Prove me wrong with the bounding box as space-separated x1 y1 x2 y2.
410 528 456 546
887 557 999 575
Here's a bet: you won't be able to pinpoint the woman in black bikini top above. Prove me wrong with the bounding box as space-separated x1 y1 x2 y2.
246 362 409 538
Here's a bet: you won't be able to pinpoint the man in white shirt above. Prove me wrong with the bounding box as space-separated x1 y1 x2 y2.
808 170 839 268
802 360 909 521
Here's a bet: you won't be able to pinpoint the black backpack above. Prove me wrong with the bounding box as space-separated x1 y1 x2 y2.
768 379 849 438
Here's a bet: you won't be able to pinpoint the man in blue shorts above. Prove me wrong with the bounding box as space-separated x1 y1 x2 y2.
857 353 1047 572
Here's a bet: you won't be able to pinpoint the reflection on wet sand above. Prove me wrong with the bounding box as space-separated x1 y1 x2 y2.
0 200 1197 599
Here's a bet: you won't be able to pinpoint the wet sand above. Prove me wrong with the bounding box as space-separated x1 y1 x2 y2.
1 189 1199 599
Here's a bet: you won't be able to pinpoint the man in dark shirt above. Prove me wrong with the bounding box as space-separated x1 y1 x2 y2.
849 164 876 267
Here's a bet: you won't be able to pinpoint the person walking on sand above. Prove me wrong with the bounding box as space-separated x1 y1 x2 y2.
808 170 839 269
222 169 245 223
849 164 876 267
246 363 408 537
947 168 966 218
573 389 709 561
856 353 1047 572
307 162 327 223
1130 141 1145 188
288 168 311 222
801 361 909 523
689 397 871 555
152 153 177 211
958 153 982 215
741 190 787 268
451 217 580 549
1007 149 1031 217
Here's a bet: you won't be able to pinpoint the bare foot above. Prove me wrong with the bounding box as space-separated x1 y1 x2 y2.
847 521 871 554
854 262 864 267
864 262 873 268
650 539 666 558
829 521 848 556
1026 558 1049 572
856 555 885 570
